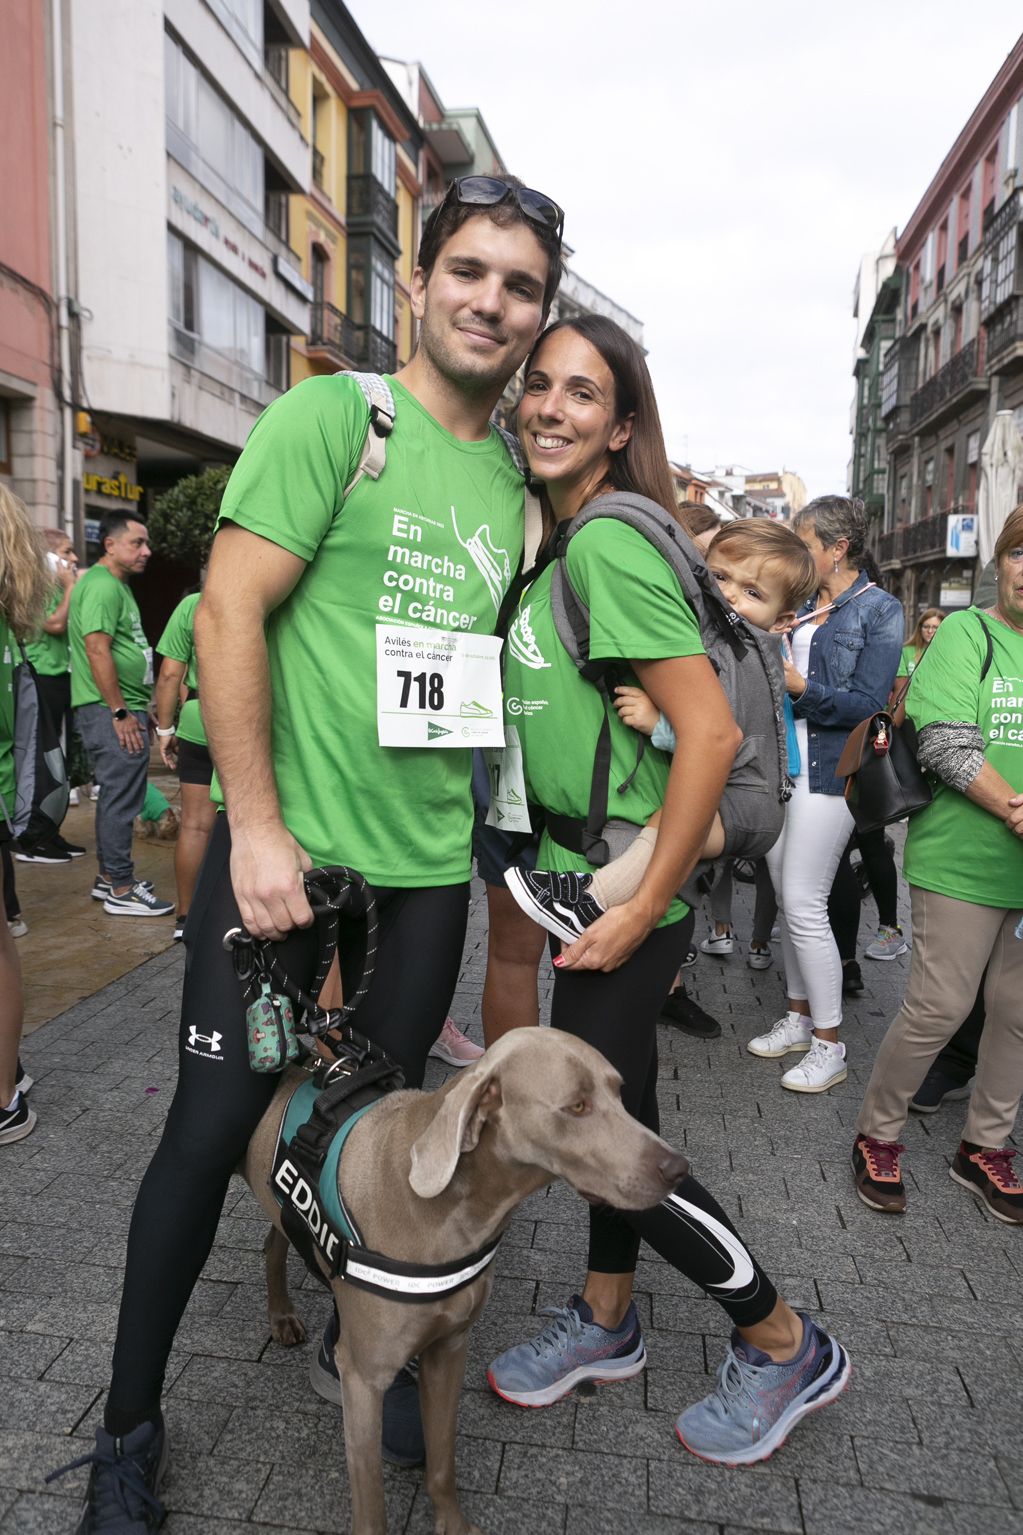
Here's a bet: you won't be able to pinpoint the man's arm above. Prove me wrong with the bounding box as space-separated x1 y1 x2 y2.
83 632 146 754
153 658 185 769
42 567 75 633
196 523 312 940
558 654 740 972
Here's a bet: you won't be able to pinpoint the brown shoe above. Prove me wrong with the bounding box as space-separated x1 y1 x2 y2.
852 1135 907 1213
950 1143 1023 1225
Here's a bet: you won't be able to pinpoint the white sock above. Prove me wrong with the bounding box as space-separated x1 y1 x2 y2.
4 1092 19 1113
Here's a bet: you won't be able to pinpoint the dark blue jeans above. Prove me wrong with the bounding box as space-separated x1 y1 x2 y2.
74 703 149 885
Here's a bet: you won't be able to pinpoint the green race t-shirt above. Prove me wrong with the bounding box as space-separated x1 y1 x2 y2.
0 619 15 817
502 520 705 927
69 565 152 709
157 593 205 746
904 608 1023 907
213 373 526 883
24 585 69 677
898 643 920 678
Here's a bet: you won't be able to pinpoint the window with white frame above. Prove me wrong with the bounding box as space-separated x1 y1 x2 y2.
168 231 265 379
165 32 263 227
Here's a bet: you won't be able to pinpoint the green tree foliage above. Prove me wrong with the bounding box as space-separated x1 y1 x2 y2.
148 465 232 567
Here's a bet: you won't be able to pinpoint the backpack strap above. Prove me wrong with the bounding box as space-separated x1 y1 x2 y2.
495 424 545 585
339 372 396 497
975 611 994 681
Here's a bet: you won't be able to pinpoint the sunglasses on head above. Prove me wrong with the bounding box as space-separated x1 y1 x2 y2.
440 176 564 247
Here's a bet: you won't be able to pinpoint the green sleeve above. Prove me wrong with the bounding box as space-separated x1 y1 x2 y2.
898 644 915 674
906 612 984 730
157 594 198 664
76 572 120 637
216 375 372 561
567 522 705 663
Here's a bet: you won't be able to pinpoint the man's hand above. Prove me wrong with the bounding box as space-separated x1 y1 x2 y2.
229 821 314 940
613 685 660 736
554 899 662 973
158 734 179 771
114 713 147 754
1006 792 1023 839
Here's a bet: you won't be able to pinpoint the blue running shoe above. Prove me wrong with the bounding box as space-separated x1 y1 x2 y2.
675 1314 850 1465
487 1295 646 1407
46 1420 167 1531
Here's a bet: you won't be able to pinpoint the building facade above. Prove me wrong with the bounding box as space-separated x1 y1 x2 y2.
0 1 60 525
849 231 897 520
873 34 1023 617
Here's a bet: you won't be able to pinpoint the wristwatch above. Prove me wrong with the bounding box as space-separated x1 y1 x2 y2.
112 707 128 721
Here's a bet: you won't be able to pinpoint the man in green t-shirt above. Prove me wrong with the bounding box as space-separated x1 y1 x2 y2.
75 176 565 1520
69 513 173 919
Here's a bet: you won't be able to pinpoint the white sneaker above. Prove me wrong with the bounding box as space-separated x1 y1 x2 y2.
103 881 174 917
781 1037 847 1093
746 942 773 971
90 784 101 800
68 788 80 807
700 930 734 957
747 1014 812 1058
770 925 781 941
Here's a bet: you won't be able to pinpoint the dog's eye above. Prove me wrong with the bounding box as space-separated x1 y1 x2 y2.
565 1100 588 1116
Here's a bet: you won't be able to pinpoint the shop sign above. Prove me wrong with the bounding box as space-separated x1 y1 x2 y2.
939 577 973 608
83 471 143 503
945 514 978 559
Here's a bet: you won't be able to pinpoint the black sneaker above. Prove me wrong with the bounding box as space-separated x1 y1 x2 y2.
841 960 864 996
0 1092 36 1146
46 1420 167 1531
52 834 87 858
15 842 72 864
173 914 187 942
909 1067 974 1115
308 1310 425 1466
504 867 606 945
92 876 154 902
660 987 721 1038
679 945 698 969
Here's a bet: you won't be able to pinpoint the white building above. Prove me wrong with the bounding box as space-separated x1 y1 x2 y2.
63 0 312 551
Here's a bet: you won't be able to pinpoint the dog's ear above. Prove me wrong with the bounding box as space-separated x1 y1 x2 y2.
408 1067 502 1198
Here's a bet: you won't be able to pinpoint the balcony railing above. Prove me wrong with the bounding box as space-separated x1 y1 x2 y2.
306 305 397 374
987 293 1023 366
880 335 917 420
347 173 399 242
908 335 985 428
983 187 1022 251
878 507 976 567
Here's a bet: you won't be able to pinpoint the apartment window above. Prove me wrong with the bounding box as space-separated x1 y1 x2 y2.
165 32 263 225
936 220 948 292
944 445 955 508
348 242 394 339
909 261 921 319
982 143 999 228
923 457 934 517
951 302 964 354
967 459 979 510
349 111 396 195
311 245 327 308
208 0 262 56
168 230 265 378
957 181 972 265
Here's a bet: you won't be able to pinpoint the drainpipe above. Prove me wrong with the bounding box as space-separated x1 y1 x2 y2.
50 0 75 541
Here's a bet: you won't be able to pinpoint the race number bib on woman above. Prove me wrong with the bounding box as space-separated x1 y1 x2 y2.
376 627 505 748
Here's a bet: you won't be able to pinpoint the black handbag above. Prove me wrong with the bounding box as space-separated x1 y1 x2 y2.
835 702 932 833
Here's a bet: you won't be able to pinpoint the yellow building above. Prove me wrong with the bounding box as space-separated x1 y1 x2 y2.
288 3 423 385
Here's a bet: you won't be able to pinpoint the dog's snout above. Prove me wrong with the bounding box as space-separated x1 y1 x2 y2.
660 1151 689 1188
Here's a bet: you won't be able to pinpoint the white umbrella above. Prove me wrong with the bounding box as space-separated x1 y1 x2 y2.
977 410 1023 567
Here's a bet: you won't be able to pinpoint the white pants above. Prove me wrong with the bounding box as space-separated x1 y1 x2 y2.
765 777 853 1031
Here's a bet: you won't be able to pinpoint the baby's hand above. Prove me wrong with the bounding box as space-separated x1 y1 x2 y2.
613 685 659 736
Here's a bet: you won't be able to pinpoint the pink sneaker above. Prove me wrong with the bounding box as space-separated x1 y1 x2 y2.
429 1017 485 1068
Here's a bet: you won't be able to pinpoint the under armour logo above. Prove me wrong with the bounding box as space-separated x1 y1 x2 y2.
187 1026 223 1054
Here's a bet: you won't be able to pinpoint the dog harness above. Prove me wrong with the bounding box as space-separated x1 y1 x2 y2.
270 1036 501 1303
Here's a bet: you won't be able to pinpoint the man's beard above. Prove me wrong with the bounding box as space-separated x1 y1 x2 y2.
419 313 518 396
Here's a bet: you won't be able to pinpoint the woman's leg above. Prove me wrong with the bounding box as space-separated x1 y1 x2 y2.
857 827 900 930
481 883 546 1044
1 844 19 922
827 839 861 964
856 886 1003 1144
750 859 778 949
767 783 853 1039
174 781 217 918
708 861 734 934
0 850 24 1111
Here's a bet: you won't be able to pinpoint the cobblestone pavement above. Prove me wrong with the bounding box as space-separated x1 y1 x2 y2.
3 871 1021 1535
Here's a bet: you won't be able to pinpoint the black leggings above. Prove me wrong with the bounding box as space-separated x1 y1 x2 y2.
551 913 778 1329
105 815 470 1433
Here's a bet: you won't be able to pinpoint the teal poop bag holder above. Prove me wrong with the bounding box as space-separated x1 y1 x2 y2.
225 867 379 1073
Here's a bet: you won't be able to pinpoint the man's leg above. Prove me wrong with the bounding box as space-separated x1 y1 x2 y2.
75 704 149 889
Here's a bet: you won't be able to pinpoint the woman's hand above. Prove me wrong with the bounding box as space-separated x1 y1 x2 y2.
158 733 178 771
554 900 661 973
783 656 807 696
613 685 660 735
1006 793 1023 838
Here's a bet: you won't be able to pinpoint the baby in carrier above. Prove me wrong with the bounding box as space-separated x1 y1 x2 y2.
505 519 817 944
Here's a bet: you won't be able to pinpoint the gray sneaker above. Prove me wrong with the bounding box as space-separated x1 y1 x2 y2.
864 925 908 961
104 882 174 917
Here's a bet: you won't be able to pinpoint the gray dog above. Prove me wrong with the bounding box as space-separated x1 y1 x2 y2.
243 1026 688 1535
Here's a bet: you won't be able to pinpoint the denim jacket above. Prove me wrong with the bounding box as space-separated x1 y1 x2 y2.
791 571 904 795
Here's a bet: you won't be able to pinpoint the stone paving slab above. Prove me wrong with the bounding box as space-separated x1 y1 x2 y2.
4 868 1022 1534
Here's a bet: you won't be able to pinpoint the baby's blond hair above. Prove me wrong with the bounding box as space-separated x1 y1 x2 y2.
708 520 817 611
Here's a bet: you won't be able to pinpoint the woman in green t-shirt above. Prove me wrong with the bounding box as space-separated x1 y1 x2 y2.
488 316 850 1465
854 505 1023 1223
0 485 51 1147
892 605 943 693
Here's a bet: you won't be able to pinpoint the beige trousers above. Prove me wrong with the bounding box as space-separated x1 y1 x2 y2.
856 883 1023 1147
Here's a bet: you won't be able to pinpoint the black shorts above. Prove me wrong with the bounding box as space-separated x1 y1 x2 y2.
177 739 214 786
